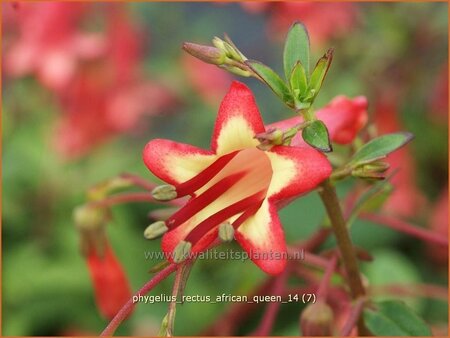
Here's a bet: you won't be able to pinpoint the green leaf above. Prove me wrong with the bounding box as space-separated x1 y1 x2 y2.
364 300 432 336
349 132 414 166
246 60 294 107
289 61 308 99
283 21 310 79
307 48 333 102
302 120 332 152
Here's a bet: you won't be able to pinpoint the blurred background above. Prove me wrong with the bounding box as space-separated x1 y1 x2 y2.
2 2 448 336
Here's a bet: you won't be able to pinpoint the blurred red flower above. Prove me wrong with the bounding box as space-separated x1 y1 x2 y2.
3 2 105 90
429 64 448 123
51 5 177 158
4 3 177 158
87 243 132 320
181 54 233 107
374 100 425 218
269 95 368 146
241 2 358 46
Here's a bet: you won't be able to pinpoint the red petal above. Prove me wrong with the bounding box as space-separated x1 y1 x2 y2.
143 139 215 186
267 145 332 202
86 245 132 319
235 201 287 275
316 95 368 145
211 81 266 153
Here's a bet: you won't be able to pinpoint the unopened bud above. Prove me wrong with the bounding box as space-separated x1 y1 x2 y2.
182 42 226 65
218 222 235 242
152 185 177 201
144 221 168 240
148 207 179 221
255 128 284 150
173 241 192 263
300 301 334 336
73 205 108 231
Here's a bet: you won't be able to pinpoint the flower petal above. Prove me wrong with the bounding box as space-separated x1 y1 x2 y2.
143 139 216 185
266 145 332 202
211 81 265 154
235 200 287 275
316 95 368 144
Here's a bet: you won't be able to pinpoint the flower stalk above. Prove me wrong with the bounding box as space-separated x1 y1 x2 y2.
318 178 368 334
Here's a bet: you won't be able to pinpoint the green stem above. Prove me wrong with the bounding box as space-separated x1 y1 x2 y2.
318 179 368 334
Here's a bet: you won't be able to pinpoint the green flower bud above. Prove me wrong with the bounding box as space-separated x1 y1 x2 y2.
173 241 192 263
300 301 334 336
218 222 235 242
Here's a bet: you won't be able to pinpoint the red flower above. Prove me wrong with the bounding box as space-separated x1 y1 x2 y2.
182 53 233 106
3 2 105 90
87 244 132 319
143 82 331 274
426 187 448 266
269 95 368 146
374 100 424 218
429 64 448 123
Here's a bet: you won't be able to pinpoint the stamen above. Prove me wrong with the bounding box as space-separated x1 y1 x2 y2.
173 241 192 263
218 222 235 242
175 151 239 197
166 171 247 230
144 221 168 240
184 190 265 245
231 199 264 229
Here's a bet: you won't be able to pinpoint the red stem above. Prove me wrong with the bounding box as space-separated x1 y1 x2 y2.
251 267 289 335
340 297 366 336
369 283 448 301
316 254 338 300
120 172 158 191
100 263 178 336
360 213 448 246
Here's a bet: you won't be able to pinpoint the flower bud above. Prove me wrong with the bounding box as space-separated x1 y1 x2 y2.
73 204 108 231
144 221 169 240
173 241 192 263
182 42 226 65
152 184 177 201
300 301 334 336
218 222 235 242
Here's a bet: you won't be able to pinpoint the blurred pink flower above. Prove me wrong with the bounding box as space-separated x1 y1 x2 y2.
268 95 368 146
3 2 106 90
52 5 177 158
242 2 358 46
375 101 425 218
181 54 233 106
